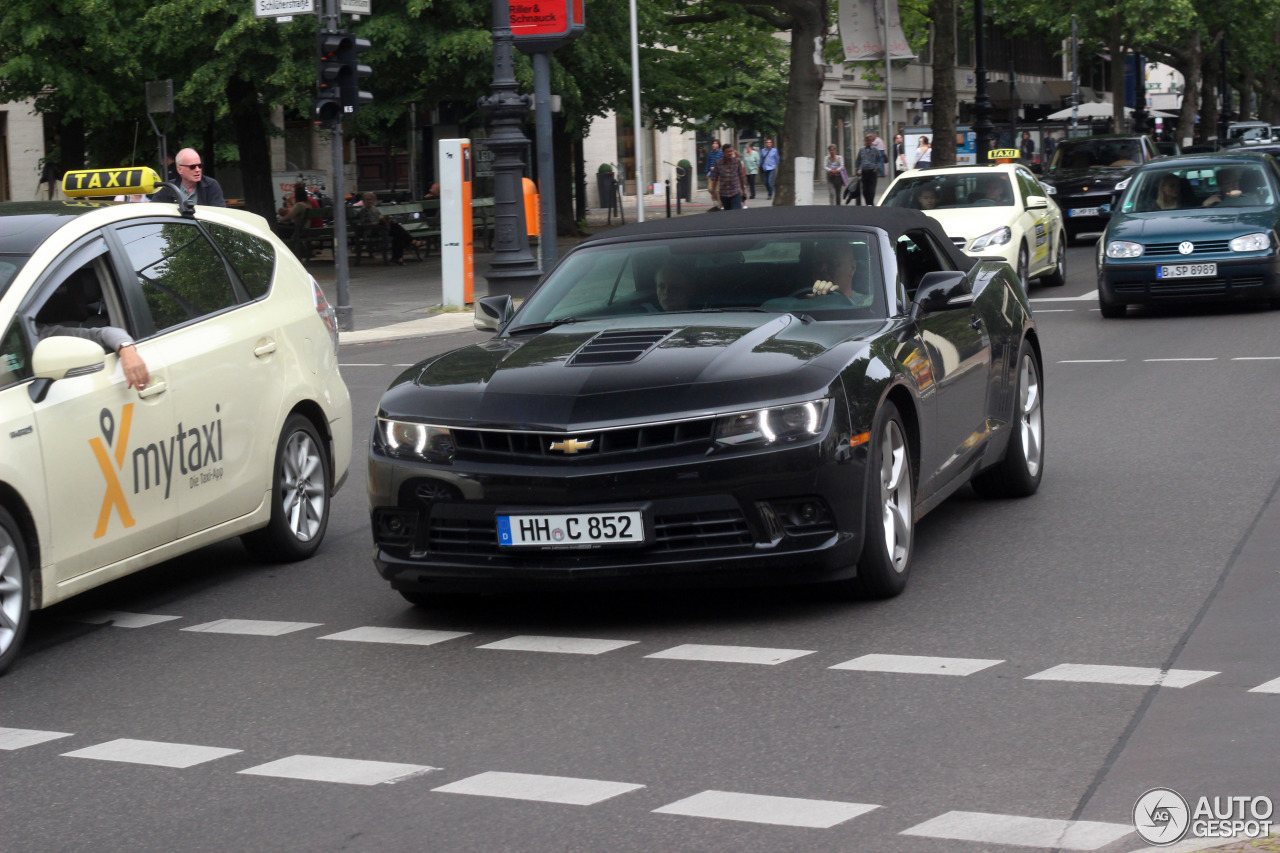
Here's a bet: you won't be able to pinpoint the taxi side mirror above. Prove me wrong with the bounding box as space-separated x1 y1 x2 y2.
1026 195 1048 210
474 295 513 332
32 336 106 380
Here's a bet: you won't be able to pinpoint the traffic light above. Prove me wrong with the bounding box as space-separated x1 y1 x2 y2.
313 30 372 126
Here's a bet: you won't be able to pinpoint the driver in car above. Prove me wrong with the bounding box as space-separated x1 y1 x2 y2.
808 241 873 307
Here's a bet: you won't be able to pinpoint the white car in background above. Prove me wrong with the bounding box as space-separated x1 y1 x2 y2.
880 163 1067 291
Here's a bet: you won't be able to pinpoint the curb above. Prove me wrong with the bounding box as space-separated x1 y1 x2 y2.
339 311 476 345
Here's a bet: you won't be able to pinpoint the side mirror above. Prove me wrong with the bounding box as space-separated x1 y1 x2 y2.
911 271 972 319
474 294 514 331
32 335 106 380
1026 195 1048 210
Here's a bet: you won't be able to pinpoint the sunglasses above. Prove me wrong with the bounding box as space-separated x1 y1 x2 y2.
180 163 202 169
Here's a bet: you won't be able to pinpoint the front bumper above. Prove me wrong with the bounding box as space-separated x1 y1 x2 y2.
1100 255 1280 305
367 434 866 592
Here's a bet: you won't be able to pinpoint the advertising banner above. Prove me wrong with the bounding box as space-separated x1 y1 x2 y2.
839 0 914 62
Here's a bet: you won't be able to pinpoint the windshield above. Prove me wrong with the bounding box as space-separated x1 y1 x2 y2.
511 232 887 329
0 253 29 300
881 172 1017 210
1228 125 1270 142
1121 164 1274 212
1050 139 1143 170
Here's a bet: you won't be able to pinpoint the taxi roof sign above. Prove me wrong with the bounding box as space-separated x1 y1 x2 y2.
62 167 163 198
989 148 1021 161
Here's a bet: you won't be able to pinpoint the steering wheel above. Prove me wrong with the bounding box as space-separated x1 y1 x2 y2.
787 287 855 304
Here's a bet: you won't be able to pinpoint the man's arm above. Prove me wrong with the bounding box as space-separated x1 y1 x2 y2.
201 177 227 208
35 324 150 390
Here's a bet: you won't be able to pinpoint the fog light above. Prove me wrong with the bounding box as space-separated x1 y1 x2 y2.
797 502 818 522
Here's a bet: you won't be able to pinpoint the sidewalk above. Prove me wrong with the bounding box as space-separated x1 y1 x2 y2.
320 184 855 345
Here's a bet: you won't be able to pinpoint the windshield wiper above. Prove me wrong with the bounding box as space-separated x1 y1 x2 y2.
507 317 585 335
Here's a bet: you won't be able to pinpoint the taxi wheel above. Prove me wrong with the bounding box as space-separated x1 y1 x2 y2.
0 507 32 676
839 402 914 600
243 415 331 562
1041 237 1067 286
1016 245 1030 294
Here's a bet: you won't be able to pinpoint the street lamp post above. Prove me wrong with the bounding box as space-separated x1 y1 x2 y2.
479 0 542 299
972 0 993 163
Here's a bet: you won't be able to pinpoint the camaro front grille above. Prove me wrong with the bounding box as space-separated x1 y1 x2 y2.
450 418 717 460
424 509 753 556
1143 240 1232 257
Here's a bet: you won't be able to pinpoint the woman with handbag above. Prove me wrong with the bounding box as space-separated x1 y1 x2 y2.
824 144 847 206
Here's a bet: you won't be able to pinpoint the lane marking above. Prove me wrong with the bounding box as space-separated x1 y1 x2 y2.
62 738 241 768
181 619 322 636
319 627 471 646
646 644 815 666
337 363 388 367
1032 308 1076 313
433 771 644 805
1030 290 1099 303
1232 356 1280 361
0 727 74 750
1026 663 1219 688
1058 359 1126 363
477 636 639 655
1248 676 1280 694
72 610 181 629
653 790 879 828
900 810 1133 850
830 653 1004 676
1144 357 1216 362
238 755 437 786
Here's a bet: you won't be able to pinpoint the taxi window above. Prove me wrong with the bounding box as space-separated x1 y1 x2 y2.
0 254 29 300
116 222 239 334
204 222 275 300
0 320 32 390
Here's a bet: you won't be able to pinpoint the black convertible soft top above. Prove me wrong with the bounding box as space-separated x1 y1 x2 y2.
582 205 975 271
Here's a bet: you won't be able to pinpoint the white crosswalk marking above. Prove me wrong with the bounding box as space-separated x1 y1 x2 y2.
181 619 321 636
433 771 644 805
1026 663 1219 688
900 810 1134 850
645 644 814 665
62 738 241 768
238 755 437 785
653 790 879 828
319 627 470 646
830 653 1003 676
0 727 74 750
477 636 638 655
73 611 181 628
1248 676 1280 694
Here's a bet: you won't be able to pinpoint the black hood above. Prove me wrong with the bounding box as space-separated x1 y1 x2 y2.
379 314 883 430
1041 167 1134 192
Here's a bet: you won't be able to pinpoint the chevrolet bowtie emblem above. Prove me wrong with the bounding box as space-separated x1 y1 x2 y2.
550 438 594 454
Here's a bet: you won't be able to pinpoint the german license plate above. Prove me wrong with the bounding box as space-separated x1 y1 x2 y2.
497 511 645 548
1069 207 1099 218
1157 263 1217 279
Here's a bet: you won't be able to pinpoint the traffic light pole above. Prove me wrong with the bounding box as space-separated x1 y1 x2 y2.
324 0 353 331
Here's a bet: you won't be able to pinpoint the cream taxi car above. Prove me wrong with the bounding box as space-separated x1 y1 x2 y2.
880 162 1067 292
0 168 351 673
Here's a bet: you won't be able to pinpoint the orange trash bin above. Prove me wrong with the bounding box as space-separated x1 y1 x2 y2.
522 177 540 238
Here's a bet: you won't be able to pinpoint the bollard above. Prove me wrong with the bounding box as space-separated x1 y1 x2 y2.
665 180 672 218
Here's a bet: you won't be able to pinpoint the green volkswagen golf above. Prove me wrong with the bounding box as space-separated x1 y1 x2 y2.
1096 150 1280 317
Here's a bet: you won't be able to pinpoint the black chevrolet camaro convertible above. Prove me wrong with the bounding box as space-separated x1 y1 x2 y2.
368 207 1042 601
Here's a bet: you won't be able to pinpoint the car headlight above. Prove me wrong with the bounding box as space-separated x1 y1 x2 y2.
1230 233 1271 252
1114 177 1131 191
1044 184 1056 195
714 400 829 447
970 226 1012 251
1106 241 1144 259
376 418 455 464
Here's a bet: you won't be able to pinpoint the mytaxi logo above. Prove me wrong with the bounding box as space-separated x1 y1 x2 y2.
91 405 137 538
90 403 226 538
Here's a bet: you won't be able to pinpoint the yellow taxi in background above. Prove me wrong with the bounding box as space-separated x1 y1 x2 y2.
0 168 351 673
880 162 1067 293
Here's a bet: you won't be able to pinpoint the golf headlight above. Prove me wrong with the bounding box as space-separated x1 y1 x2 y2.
1106 241 1144 259
1114 177 1131 191
714 400 829 446
1230 233 1271 252
970 226 1012 251
377 418 455 464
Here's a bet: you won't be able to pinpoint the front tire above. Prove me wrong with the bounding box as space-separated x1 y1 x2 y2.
1016 245 1030 294
0 507 32 676
846 402 914 599
242 414 331 562
972 343 1044 498
1041 236 1067 286
1099 296 1127 318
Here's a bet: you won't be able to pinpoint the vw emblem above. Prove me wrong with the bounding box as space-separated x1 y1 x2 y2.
1178 241 1194 255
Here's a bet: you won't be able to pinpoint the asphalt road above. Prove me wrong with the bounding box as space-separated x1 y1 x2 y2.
4 243 1278 853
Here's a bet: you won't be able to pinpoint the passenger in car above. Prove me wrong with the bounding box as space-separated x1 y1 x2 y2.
655 260 700 311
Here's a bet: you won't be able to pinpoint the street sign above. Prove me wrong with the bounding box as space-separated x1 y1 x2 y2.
254 0 315 17
510 0 583 51
340 0 371 13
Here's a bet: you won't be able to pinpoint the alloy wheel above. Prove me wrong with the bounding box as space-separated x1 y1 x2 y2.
281 431 326 542
0 528 24 658
879 420 913 573
1017 352 1043 477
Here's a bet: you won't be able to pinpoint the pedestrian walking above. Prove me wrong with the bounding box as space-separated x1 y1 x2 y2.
743 143 761 200
713 145 748 210
853 134 885 206
893 133 907 173
912 137 932 170
705 140 723 209
824 144 847 206
760 138 780 199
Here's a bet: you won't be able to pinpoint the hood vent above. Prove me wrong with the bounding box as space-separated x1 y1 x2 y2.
569 329 675 366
